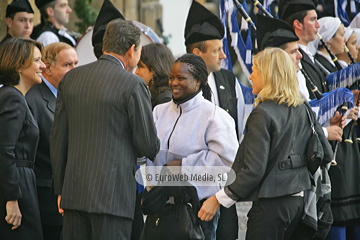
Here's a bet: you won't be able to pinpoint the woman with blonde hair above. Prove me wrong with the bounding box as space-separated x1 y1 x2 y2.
198 48 332 239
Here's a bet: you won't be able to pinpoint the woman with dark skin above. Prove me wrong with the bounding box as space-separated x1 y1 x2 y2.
146 53 238 239
0 38 45 239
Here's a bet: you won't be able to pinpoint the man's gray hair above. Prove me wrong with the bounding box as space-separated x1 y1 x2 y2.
102 19 141 56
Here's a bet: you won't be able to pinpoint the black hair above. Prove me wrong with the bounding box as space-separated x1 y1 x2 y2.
139 43 175 96
175 53 211 101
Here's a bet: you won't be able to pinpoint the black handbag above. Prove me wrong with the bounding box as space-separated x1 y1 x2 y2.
305 106 324 174
140 202 205 240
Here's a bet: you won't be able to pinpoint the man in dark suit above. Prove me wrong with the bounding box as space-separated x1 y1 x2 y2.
184 1 245 239
50 18 160 240
26 42 78 240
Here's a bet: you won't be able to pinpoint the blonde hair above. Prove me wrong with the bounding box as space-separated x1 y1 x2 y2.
42 42 74 66
253 48 304 107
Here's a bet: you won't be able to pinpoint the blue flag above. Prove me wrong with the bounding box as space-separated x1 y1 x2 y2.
334 0 351 26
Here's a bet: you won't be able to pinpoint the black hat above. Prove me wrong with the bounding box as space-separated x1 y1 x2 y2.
279 0 317 21
257 14 299 51
35 0 55 9
6 0 34 18
92 0 126 48
184 0 224 46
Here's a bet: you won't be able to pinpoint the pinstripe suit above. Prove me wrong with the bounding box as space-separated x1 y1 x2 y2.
50 54 159 239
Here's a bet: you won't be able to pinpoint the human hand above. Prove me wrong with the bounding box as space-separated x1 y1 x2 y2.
162 160 182 175
346 107 359 121
326 126 343 142
197 195 221 221
57 195 64 216
5 200 22 230
330 111 345 128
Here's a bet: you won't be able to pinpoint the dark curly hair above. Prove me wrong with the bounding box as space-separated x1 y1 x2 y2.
175 53 211 101
0 38 43 86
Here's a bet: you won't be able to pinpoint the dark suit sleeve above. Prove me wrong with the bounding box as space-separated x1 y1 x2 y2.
0 92 24 201
227 107 271 199
50 81 68 195
127 81 160 161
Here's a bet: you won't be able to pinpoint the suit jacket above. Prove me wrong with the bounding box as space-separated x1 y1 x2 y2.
299 48 329 99
314 53 339 74
226 101 333 201
26 81 63 226
26 81 56 184
50 54 160 219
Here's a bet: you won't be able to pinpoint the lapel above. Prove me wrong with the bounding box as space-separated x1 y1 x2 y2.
39 81 56 114
299 49 325 78
213 71 229 98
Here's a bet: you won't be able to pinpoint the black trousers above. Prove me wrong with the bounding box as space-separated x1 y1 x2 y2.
63 210 132 240
216 205 239 240
131 192 144 240
246 195 304 240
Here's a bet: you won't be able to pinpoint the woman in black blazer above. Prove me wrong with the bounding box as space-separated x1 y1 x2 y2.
0 38 45 239
198 48 333 239
135 43 175 109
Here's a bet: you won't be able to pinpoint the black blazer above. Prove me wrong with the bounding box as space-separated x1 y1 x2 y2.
0 86 43 240
0 86 39 200
299 48 329 99
50 54 160 219
26 81 63 226
226 101 333 201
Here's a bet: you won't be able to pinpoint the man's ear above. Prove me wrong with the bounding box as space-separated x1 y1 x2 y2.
44 62 52 75
127 44 135 59
5 17 13 28
46 7 54 18
192 48 201 56
293 20 302 30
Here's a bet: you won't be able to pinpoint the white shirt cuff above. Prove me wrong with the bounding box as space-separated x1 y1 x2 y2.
322 127 328 139
215 188 236 208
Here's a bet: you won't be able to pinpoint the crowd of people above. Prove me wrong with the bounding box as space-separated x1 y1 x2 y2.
0 0 360 240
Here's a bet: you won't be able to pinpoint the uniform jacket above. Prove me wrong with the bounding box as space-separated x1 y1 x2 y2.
299 48 329 99
314 53 339 74
213 69 244 140
0 33 12 46
50 54 160 219
32 21 76 46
